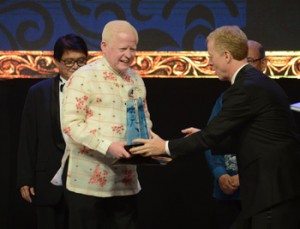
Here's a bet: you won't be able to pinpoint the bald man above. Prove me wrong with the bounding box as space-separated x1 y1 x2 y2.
247 40 267 72
61 20 152 229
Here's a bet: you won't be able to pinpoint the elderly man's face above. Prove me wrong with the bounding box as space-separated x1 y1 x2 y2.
101 32 137 75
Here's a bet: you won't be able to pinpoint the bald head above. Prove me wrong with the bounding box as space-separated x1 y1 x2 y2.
102 20 138 43
247 40 267 72
100 20 139 75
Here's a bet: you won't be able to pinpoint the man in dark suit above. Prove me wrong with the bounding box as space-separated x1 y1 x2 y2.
130 26 300 228
17 33 88 229
204 39 268 229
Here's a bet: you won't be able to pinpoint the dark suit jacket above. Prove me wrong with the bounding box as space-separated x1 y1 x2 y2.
169 64 300 218
17 75 66 205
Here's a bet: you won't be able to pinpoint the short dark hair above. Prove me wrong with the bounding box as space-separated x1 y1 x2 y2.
53 33 88 61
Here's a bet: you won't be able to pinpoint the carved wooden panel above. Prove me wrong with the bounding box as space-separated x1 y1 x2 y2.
1 51 300 79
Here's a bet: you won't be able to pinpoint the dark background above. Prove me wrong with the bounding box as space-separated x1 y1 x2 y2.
1 78 300 229
1 0 300 228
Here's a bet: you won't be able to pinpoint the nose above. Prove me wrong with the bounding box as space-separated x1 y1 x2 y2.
124 49 132 58
207 61 213 71
72 62 80 70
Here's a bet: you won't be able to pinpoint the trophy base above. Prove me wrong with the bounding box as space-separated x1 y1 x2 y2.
112 143 172 166
124 143 144 152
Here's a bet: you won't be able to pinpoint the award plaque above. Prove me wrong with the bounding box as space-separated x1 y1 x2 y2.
113 87 171 166
125 87 149 148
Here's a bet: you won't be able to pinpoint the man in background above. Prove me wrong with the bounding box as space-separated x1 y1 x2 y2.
247 40 267 72
204 39 267 229
17 33 88 229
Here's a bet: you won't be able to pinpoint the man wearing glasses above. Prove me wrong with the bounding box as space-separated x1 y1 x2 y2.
247 40 267 72
17 33 88 229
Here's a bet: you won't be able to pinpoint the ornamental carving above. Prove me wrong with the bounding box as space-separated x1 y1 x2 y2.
1 51 300 79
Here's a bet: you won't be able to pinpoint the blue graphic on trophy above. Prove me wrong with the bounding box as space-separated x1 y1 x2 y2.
125 87 149 151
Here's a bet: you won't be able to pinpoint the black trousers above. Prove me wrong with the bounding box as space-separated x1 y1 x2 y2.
231 197 300 229
62 159 138 229
64 189 138 229
36 197 68 229
211 199 241 229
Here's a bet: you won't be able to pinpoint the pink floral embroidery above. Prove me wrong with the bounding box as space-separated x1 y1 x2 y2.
123 75 133 83
112 125 124 134
89 129 96 134
86 108 93 118
75 96 93 118
64 127 71 135
89 165 108 187
79 146 89 155
75 97 85 110
96 98 102 102
103 71 117 81
122 169 134 185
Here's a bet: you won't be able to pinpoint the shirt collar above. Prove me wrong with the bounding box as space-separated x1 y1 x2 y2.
231 64 247 85
59 76 67 92
59 76 67 84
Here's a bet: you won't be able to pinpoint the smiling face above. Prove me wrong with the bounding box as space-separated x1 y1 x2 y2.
101 31 137 75
55 50 87 80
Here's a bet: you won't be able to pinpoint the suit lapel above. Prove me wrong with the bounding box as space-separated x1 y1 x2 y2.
51 75 65 151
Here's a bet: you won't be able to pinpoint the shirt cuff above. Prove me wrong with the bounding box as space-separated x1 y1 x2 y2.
165 140 171 155
213 167 228 180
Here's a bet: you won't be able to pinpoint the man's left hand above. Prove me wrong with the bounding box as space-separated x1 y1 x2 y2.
130 131 166 156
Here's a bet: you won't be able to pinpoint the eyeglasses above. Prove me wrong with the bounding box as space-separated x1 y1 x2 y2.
61 58 87 68
247 56 264 63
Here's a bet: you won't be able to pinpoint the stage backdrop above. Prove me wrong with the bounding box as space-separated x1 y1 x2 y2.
2 0 300 51
0 0 246 51
1 1 300 229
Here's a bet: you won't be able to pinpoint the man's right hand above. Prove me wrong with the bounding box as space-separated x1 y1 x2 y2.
218 174 239 195
20 186 35 203
181 127 201 137
107 142 131 159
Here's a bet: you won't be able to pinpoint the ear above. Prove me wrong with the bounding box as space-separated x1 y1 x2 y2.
224 51 232 63
100 41 106 51
261 58 268 72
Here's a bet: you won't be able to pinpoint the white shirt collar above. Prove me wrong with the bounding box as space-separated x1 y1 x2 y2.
60 76 67 84
231 64 247 85
59 76 67 93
